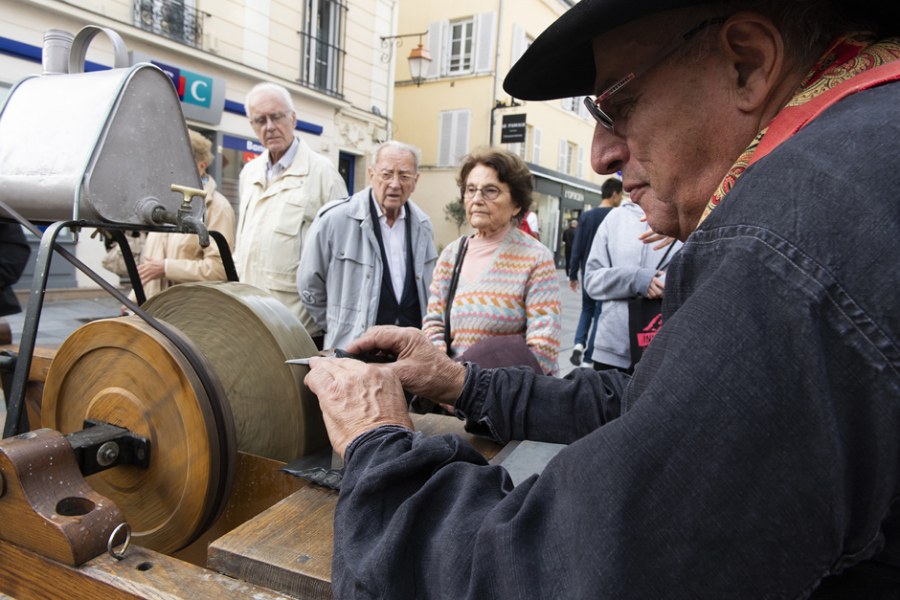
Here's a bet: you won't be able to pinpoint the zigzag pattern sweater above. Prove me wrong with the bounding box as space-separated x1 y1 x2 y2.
423 227 561 375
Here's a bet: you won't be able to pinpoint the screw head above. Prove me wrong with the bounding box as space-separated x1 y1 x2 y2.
97 442 120 467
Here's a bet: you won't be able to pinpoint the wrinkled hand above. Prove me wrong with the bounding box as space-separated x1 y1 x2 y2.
304 357 413 458
647 272 666 299
137 258 165 284
568 280 579 293
638 217 676 250
347 326 467 405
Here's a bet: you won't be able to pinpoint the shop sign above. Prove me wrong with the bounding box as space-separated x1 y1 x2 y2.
500 114 527 143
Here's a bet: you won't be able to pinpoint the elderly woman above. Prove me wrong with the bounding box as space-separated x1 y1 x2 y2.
423 148 561 375
134 130 236 300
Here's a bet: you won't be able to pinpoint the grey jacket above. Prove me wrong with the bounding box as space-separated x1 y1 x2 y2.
297 186 437 349
583 202 682 368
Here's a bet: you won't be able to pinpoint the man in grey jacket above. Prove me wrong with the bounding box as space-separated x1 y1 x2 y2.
297 141 437 350
584 202 682 373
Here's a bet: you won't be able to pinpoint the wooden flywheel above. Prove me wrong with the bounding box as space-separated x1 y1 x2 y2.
41 282 324 555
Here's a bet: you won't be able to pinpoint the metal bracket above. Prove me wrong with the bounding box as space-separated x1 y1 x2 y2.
65 419 151 477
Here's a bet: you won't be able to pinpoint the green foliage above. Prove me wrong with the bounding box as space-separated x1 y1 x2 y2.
444 199 467 236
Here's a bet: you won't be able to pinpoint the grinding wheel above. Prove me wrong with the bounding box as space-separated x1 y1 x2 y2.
42 282 324 555
41 316 234 554
142 282 326 461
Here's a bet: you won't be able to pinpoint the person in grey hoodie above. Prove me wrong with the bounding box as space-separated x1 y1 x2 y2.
583 202 682 373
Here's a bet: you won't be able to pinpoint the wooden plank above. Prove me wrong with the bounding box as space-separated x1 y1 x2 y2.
0 345 56 383
172 452 310 567
0 539 295 600
208 485 339 600
208 414 505 599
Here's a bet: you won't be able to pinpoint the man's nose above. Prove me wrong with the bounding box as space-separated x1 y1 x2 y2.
591 124 629 175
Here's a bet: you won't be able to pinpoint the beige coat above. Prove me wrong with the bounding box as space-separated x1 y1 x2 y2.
235 137 347 337
136 176 235 300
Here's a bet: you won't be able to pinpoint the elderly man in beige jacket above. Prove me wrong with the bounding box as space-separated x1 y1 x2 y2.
236 83 347 348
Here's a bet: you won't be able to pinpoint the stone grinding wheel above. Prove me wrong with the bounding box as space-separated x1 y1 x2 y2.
42 316 235 555
42 282 324 555
142 282 327 461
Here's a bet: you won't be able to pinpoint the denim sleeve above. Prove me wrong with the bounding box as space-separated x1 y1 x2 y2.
454 363 627 444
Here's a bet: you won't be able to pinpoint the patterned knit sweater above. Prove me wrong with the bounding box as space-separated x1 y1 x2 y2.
423 227 561 375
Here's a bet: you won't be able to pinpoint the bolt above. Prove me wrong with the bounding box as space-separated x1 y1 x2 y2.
97 442 120 467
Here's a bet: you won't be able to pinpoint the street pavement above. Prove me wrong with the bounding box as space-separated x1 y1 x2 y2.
2 270 588 376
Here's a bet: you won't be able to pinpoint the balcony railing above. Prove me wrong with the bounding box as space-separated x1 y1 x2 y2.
297 30 345 99
133 0 205 49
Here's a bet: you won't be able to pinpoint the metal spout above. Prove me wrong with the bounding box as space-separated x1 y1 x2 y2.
42 29 73 76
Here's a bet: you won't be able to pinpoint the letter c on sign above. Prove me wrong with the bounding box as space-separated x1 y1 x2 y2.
191 80 208 102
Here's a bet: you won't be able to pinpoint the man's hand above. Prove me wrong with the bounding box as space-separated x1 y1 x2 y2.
304 358 413 459
347 326 466 405
137 258 165 284
647 272 666 299
569 280 579 293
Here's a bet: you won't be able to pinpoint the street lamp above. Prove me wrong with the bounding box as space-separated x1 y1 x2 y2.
380 31 431 86
406 44 431 87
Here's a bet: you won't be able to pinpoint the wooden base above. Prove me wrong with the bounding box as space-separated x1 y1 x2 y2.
0 538 295 600
207 414 505 599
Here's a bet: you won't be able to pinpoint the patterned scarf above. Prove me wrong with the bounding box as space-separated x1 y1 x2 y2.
697 34 900 226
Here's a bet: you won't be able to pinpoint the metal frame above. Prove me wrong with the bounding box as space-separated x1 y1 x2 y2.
0 199 238 440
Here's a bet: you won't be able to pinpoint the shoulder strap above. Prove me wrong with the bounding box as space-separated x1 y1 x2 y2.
750 60 900 166
654 240 676 271
444 236 470 353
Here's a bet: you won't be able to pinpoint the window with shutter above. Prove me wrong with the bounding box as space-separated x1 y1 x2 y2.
474 12 496 73
447 18 475 74
558 138 567 172
426 21 443 79
438 109 472 167
577 146 584 179
532 128 542 165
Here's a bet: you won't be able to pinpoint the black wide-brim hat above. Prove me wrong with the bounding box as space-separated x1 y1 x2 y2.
503 0 900 101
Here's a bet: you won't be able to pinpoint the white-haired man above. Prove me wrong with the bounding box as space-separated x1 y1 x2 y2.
297 141 436 350
236 83 347 348
303 0 900 597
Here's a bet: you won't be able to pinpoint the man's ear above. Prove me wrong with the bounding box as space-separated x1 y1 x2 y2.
719 12 785 112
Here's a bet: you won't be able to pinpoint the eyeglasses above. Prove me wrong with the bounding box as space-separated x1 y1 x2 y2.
584 17 726 130
249 111 292 128
464 185 504 201
377 171 416 184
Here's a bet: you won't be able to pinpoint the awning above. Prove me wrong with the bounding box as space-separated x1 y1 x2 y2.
526 162 604 206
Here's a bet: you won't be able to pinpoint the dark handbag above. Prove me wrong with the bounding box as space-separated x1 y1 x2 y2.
627 243 675 365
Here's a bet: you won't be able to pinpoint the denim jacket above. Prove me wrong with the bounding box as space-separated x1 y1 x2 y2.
333 82 900 599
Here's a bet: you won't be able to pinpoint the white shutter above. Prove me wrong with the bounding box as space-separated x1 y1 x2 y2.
438 111 454 166
558 138 567 172
578 96 588 119
440 20 450 76
452 110 471 166
577 146 585 179
532 128 542 165
474 12 496 73
510 24 526 68
426 21 442 79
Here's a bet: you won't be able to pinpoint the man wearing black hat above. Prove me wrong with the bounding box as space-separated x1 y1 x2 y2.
305 1 900 597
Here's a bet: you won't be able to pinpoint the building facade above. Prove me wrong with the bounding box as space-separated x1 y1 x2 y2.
391 0 619 263
0 0 397 292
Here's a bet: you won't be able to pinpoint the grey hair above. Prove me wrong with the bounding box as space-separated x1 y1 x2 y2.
371 141 422 172
245 82 295 115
